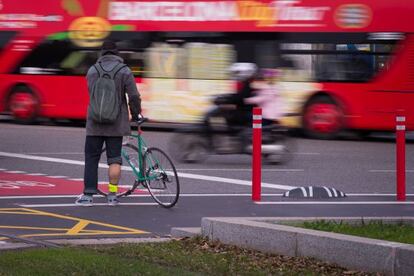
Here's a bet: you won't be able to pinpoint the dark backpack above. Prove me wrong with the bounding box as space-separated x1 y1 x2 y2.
89 62 126 124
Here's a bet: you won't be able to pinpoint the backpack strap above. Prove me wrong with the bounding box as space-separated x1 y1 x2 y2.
93 64 102 78
98 62 126 80
109 62 127 80
95 62 127 79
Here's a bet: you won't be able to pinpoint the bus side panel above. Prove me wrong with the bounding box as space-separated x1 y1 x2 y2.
1 75 88 119
319 83 370 131
365 34 414 131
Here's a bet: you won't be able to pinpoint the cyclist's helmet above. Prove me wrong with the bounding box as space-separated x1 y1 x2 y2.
229 63 258 81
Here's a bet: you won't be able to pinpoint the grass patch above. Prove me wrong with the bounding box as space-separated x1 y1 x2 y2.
0 237 374 276
293 220 414 245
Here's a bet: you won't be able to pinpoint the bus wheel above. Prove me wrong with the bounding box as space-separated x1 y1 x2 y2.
303 96 343 139
8 87 39 124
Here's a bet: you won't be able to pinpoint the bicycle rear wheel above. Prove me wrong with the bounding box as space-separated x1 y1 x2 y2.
143 147 180 208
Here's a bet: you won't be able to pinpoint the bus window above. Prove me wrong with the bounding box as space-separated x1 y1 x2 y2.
281 42 396 83
15 40 72 75
119 51 144 77
145 41 235 80
0 31 16 50
14 39 145 77
60 50 98 75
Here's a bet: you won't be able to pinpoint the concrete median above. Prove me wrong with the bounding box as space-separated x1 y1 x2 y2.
170 217 414 275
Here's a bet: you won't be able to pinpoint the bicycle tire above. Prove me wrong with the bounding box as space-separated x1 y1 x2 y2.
143 147 180 208
100 143 142 197
263 130 296 164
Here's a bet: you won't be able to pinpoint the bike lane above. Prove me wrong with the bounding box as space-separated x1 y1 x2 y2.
0 171 84 195
0 171 151 242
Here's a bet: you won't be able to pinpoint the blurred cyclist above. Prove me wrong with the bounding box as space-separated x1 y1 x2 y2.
245 68 283 126
203 62 258 134
227 62 258 126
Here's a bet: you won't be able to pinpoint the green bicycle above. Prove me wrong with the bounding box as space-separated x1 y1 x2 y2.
100 117 180 208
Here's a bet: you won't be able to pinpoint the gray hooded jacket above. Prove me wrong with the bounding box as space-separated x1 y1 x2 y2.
86 54 141 136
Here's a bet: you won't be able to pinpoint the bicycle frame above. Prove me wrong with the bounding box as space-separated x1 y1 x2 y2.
121 124 161 183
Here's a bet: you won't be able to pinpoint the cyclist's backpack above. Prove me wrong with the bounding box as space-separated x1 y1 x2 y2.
89 62 126 124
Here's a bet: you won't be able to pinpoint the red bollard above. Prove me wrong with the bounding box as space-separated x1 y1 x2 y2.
252 107 262 201
396 111 406 201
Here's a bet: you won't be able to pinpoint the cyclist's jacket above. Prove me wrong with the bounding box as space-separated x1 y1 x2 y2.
86 54 141 136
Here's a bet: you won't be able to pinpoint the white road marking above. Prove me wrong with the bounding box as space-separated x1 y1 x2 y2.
0 168 6 171
293 152 321 155
69 178 83 181
323 186 332 197
176 168 304 172
0 193 284 200
27 152 84 155
300 187 307 197
46 176 67 179
347 193 414 196
20 203 159 207
369 170 414 173
255 201 414 205
26 173 47 176
5 171 26 174
0 151 296 191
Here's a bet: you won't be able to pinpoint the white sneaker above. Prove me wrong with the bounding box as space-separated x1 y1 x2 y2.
75 194 93 207
107 194 120 206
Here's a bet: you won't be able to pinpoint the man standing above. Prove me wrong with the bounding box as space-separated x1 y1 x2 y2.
76 40 141 206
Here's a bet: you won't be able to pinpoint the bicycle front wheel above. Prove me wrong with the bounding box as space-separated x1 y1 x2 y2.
143 147 180 208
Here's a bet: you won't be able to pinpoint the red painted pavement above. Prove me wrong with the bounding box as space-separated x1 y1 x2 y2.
0 172 131 196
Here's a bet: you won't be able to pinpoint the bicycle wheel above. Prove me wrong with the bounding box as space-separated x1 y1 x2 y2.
100 143 142 197
143 147 180 208
262 130 296 164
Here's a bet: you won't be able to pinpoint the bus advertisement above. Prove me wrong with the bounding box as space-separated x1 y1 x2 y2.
0 0 413 138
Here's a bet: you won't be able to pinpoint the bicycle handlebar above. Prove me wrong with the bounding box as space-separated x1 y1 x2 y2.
135 115 148 126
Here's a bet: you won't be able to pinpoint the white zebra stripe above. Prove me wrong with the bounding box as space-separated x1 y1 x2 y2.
332 188 338 197
323 186 333 197
300 187 308 197
309 186 313 197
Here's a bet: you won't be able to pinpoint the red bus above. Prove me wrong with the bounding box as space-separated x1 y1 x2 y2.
0 0 413 138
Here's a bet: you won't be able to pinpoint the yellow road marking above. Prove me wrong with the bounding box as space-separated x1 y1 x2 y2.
0 208 148 238
66 220 89 235
0 211 44 215
0 226 70 231
21 231 144 238
0 208 33 212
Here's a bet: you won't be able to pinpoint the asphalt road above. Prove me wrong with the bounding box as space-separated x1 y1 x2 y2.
1 120 414 241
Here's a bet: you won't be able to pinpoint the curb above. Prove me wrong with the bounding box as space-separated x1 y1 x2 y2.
171 227 201 239
0 242 37 251
49 237 171 245
191 217 414 276
0 237 171 251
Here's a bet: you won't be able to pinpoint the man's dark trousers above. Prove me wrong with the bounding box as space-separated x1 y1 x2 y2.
84 136 122 195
